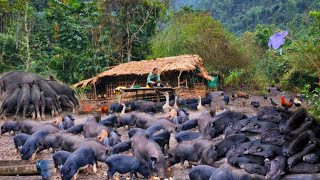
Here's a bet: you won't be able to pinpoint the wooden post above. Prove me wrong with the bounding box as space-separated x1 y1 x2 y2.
120 90 124 103
93 83 97 100
157 90 160 102
116 92 120 103
135 89 138 100
177 71 182 88
143 89 145 100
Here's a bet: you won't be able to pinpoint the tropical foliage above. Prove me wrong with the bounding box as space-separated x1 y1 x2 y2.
0 0 168 83
149 11 251 74
302 85 320 120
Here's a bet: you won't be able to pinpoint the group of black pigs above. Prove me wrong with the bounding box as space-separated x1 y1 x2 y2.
186 107 320 180
0 71 79 120
2 90 320 179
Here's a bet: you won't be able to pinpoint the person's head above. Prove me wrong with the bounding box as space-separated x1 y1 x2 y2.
153 67 159 75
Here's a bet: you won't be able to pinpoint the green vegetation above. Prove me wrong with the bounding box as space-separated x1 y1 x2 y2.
0 0 168 83
149 11 251 74
302 85 320 119
173 0 318 35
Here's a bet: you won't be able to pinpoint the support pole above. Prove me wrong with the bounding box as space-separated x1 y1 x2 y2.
177 71 182 88
93 83 97 100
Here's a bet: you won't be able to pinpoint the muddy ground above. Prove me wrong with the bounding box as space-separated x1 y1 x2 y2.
0 94 298 179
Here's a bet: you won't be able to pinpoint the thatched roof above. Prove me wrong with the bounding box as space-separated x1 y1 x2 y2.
74 55 213 88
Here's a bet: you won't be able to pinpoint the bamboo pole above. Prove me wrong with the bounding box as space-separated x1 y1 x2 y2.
177 71 182 88
93 83 97 100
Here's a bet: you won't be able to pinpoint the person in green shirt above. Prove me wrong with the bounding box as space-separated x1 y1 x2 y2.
147 68 164 87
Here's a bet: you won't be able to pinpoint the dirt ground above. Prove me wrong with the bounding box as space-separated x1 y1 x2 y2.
0 93 293 180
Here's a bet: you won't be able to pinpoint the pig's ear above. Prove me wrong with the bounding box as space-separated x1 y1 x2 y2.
97 135 103 141
150 157 157 169
2 82 5 91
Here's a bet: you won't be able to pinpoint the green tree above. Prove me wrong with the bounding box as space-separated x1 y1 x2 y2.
0 0 31 71
0 0 168 83
150 11 251 74
101 0 168 63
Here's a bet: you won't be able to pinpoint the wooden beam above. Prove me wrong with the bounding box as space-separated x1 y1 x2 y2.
177 71 182 88
0 160 39 176
93 83 97 100
0 176 42 180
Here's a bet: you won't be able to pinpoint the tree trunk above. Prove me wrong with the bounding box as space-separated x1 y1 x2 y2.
0 35 7 64
126 21 132 62
24 0 30 71
16 12 20 50
127 42 132 62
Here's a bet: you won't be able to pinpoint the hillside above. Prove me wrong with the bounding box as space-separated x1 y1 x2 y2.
172 0 319 34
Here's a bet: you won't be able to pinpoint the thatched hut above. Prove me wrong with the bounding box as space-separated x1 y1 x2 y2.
74 54 213 101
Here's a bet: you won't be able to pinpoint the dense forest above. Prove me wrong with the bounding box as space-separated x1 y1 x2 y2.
0 0 320 116
172 0 319 35
0 0 169 82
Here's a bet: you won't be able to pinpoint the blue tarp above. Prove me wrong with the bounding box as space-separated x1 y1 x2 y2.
268 31 288 50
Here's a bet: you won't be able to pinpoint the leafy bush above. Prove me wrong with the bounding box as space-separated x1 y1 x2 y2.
302 85 320 120
223 68 269 92
224 70 244 87
286 71 318 90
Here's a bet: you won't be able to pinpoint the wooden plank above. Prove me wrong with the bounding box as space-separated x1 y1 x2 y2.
0 176 42 180
282 174 320 179
0 160 38 176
